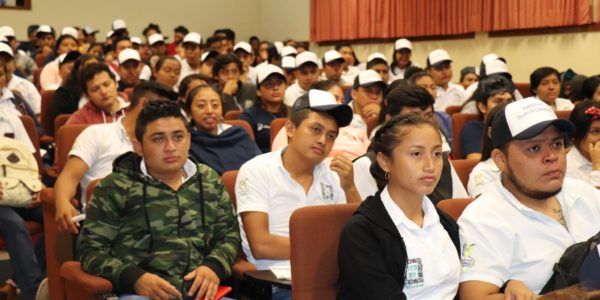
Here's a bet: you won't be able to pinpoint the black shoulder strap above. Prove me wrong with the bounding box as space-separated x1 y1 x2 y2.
427 152 453 204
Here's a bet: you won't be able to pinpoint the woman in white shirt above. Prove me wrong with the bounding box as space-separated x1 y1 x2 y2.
338 114 460 300
566 100 600 186
530 67 574 111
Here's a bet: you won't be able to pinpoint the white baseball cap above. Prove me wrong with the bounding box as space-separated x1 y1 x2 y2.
367 52 388 64
295 51 319 68
61 27 78 39
106 31 114 38
83 26 98 36
292 89 353 127
0 42 14 57
482 53 500 65
37 25 53 35
182 32 201 45
395 38 412 51
427 49 452 68
233 41 252 53
112 19 127 31
0 26 15 38
130 36 142 45
200 50 218 63
323 50 345 65
148 33 165 45
485 59 509 76
491 97 575 148
274 41 284 54
281 46 297 57
281 56 296 69
354 69 386 89
256 64 286 85
118 48 141 64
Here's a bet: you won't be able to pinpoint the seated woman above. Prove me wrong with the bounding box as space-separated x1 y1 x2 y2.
460 75 514 159
530 67 574 111
39 33 79 90
178 73 214 119
152 55 181 92
185 84 260 174
566 100 600 186
338 114 460 300
582 76 600 102
240 64 288 153
466 103 508 197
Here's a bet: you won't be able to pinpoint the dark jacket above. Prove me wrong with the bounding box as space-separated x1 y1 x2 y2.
337 193 460 300
220 80 257 114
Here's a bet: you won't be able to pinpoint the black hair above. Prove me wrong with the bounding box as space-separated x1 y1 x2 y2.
174 25 189 35
366 57 388 70
582 76 600 100
370 114 439 190
62 54 97 95
206 36 219 47
112 36 131 52
530 67 560 95
481 102 509 161
184 84 221 113
267 45 281 64
389 47 413 75
569 100 600 148
53 34 78 56
460 66 478 82
214 28 235 41
36 27 55 38
142 23 162 36
27 25 39 36
178 74 215 99
151 56 181 81
130 81 176 110
212 53 243 78
472 75 515 119
311 80 341 92
249 36 259 43
380 85 435 124
384 78 409 98
135 100 189 142
79 63 116 93
334 42 360 66
404 66 425 81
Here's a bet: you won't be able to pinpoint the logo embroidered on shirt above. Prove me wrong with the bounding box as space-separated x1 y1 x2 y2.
320 182 333 201
461 243 477 270
405 258 424 289
239 177 249 195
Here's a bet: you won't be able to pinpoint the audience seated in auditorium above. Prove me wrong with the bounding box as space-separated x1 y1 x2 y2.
177 32 202 86
365 52 390 84
213 53 257 113
459 66 478 90
50 54 98 123
389 38 419 81
283 51 319 107
426 49 466 112
117 48 143 92
233 41 257 85
320 50 345 85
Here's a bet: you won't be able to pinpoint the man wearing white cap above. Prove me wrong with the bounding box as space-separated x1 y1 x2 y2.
148 33 167 57
178 32 203 85
366 52 390 83
283 51 320 107
459 98 600 298
426 49 466 112
118 49 143 91
0 42 41 115
350 69 387 130
389 38 419 81
34 24 55 58
281 56 296 86
0 26 37 81
111 19 129 37
233 41 257 85
321 49 345 84
237 89 360 300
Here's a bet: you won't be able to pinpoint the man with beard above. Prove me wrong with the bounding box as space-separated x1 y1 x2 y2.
458 98 600 299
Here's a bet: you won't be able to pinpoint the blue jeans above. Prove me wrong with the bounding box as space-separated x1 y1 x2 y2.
0 205 44 300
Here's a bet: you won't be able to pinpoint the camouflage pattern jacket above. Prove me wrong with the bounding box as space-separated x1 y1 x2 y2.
79 152 240 294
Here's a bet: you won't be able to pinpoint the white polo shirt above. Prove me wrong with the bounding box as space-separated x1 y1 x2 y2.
467 158 501 198
353 155 468 200
236 148 346 270
69 118 133 205
380 187 460 299
0 110 35 153
0 88 23 116
283 82 307 107
459 178 600 293
434 83 466 112
8 74 41 115
566 147 600 186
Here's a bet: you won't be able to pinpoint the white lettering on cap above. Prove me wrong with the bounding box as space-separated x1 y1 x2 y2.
505 98 557 137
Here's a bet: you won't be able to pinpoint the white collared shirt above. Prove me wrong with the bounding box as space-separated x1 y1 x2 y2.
140 158 197 184
434 82 466 112
459 178 600 293
283 82 307 107
69 118 133 205
8 74 41 114
0 88 23 116
467 158 501 198
236 147 346 270
534 96 574 111
566 147 600 186
380 187 460 300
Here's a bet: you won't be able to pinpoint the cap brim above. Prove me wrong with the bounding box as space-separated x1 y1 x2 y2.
513 119 575 141
430 59 452 68
258 73 286 85
326 57 345 65
311 104 353 127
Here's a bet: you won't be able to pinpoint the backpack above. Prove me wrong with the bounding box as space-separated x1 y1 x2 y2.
540 230 600 294
0 137 42 207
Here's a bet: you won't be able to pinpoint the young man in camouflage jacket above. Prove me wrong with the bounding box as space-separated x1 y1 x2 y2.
79 100 240 300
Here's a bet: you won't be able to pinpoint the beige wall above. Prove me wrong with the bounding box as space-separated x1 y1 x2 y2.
257 0 310 42
0 0 260 43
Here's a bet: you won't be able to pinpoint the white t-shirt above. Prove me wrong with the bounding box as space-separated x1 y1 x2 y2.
533 96 574 111
380 187 460 299
466 158 501 198
8 74 41 115
236 148 346 270
68 118 133 205
0 110 35 153
459 178 600 293
388 62 421 82
566 147 600 186
0 88 23 116
283 82 307 107
434 83 466 112
353 155 468 200
341 65 360 86
177 59 199 87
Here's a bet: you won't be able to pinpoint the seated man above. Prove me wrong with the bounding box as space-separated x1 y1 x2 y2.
459 98 600 298
66 63 129 125
236 89 361 299
54 81 174 234
117 48 143 92
79 100 239 300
